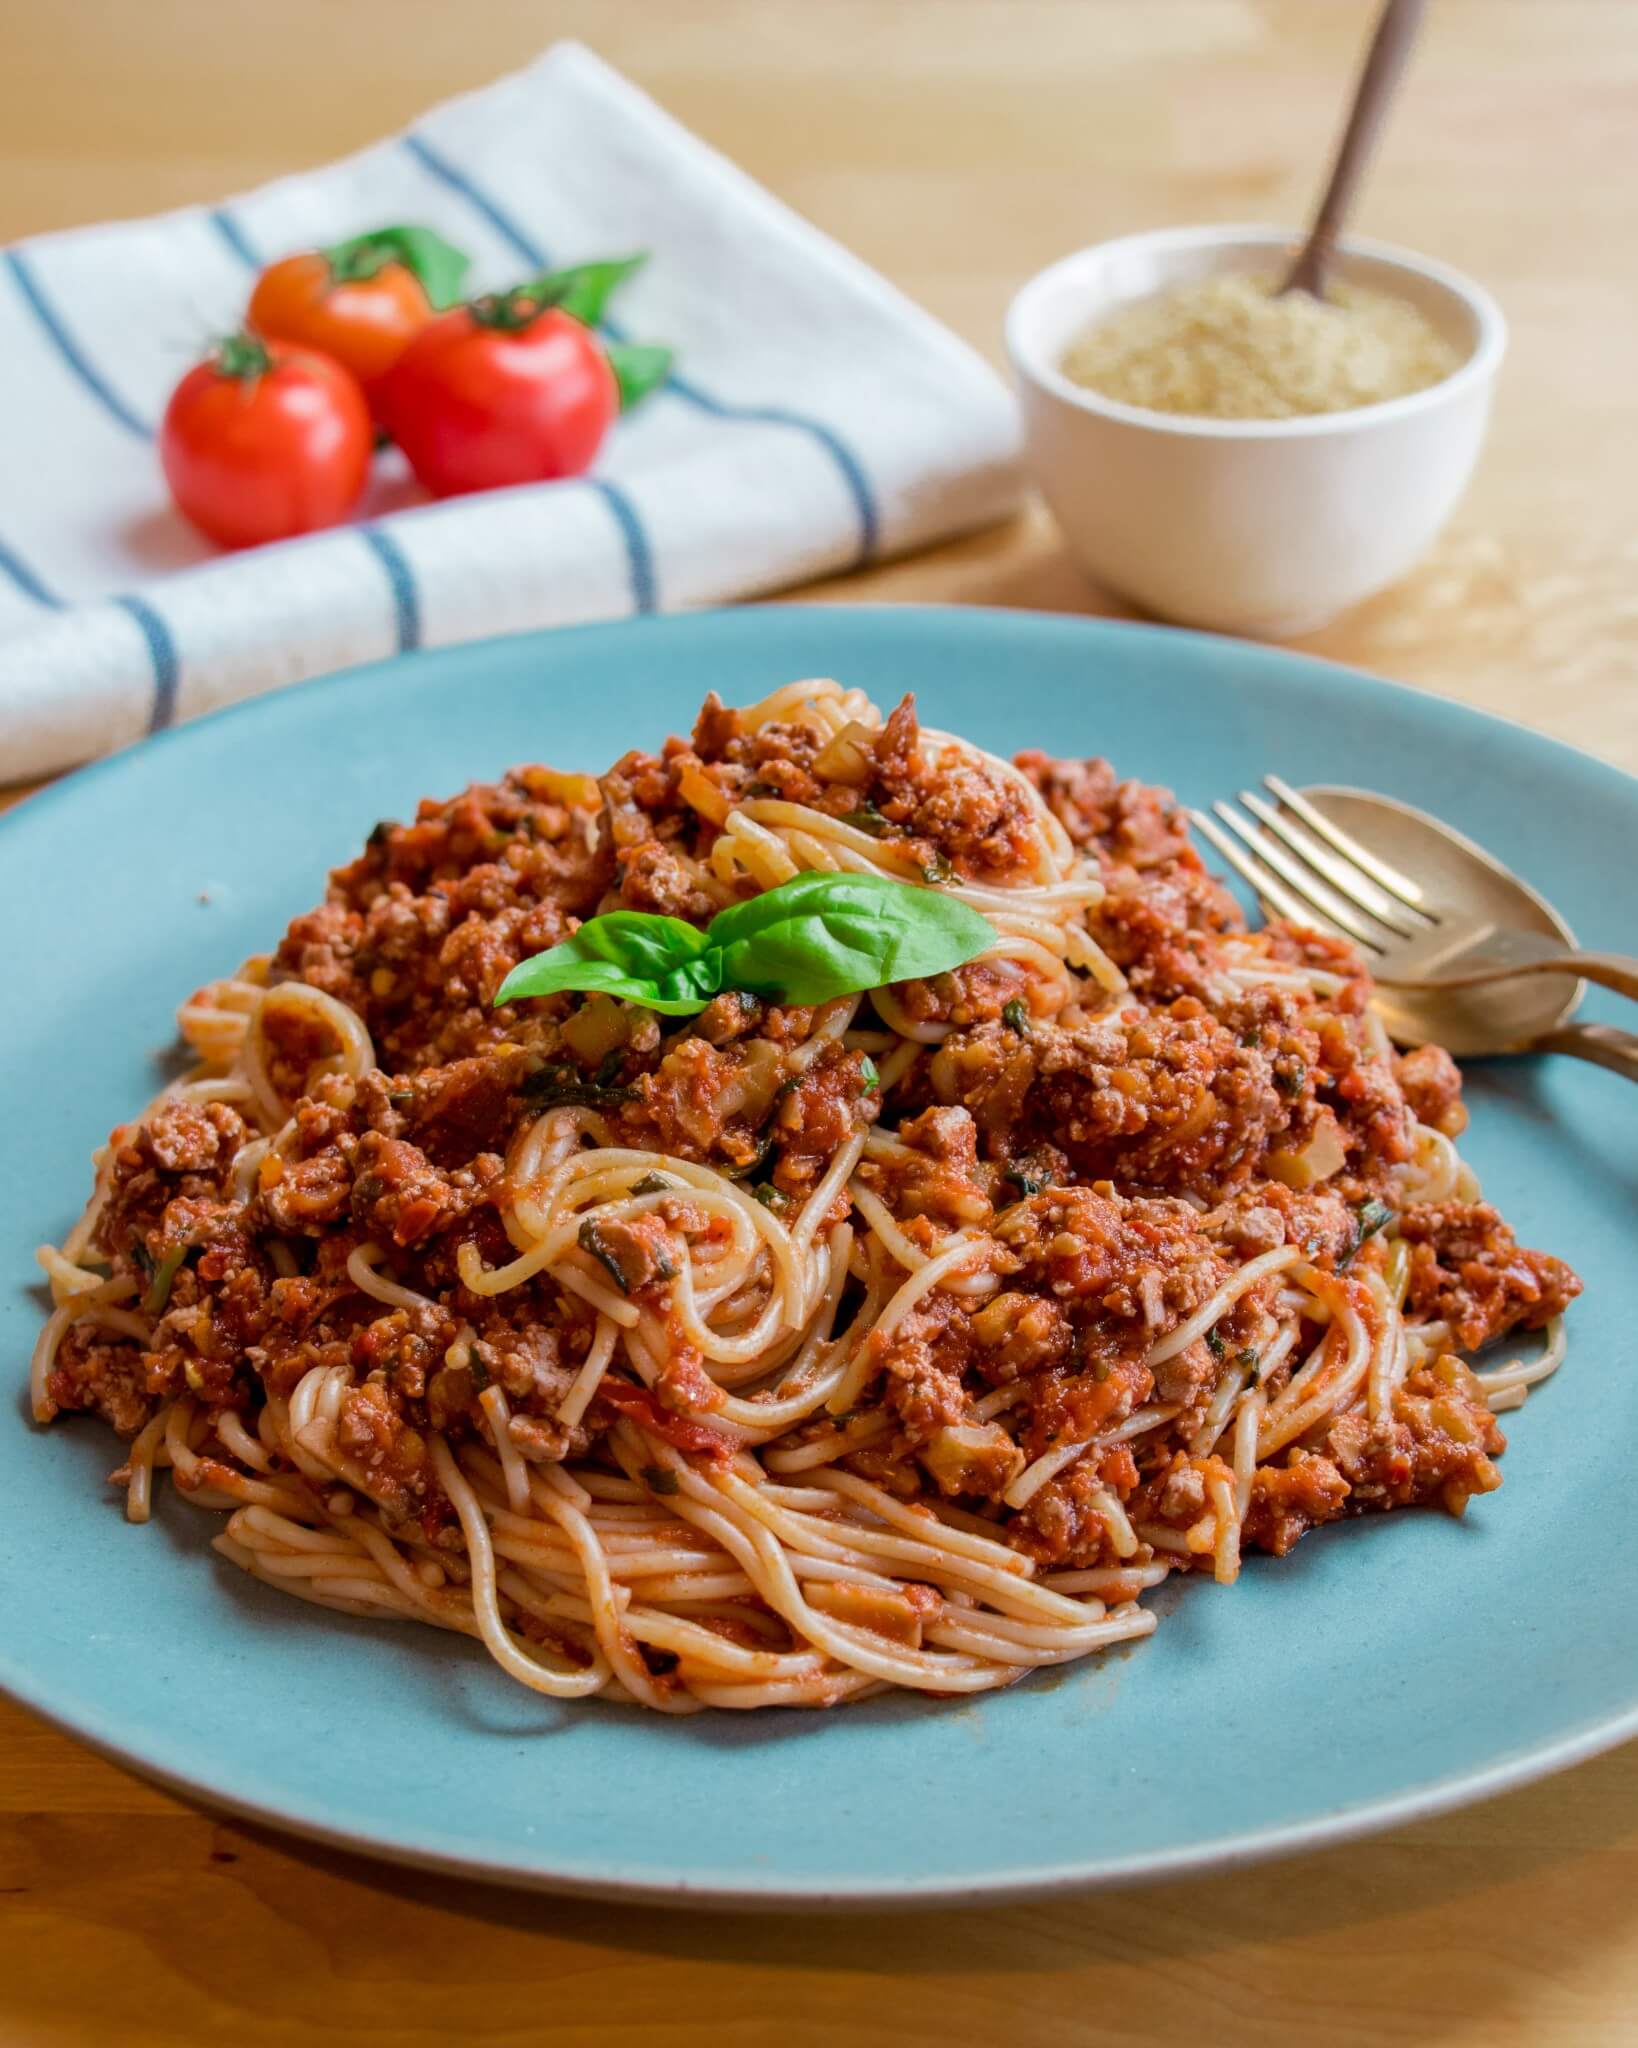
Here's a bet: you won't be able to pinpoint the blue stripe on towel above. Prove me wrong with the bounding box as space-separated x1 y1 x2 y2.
401 134 546 273
1 529 179 736
207 206 263 269
358 526 423 651
3 249 152 439
1 253 183 723
113 596 182 731
587 481 657 613
399 132 880 564
660 380 879 559
0 534 65 608
0 537 182 736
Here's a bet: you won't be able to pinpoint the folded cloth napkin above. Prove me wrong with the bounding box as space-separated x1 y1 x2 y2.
0 41 1023 782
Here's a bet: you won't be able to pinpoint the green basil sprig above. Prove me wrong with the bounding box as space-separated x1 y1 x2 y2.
494 871 992 1017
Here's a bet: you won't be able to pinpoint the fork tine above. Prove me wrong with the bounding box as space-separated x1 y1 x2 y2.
1237 789 1427 936
1189 807 1344 934
1262 776 1431 911
1207 802 1388 949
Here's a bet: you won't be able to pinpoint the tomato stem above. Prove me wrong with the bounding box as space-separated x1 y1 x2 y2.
467 284 571 334
324 240 396 286
212 331 277 383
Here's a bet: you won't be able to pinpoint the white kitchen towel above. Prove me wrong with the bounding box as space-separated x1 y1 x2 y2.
0 42 1024 783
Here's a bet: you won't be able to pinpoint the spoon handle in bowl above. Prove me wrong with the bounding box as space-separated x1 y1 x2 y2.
1282 0 1430 298
1520 1021 1638 1084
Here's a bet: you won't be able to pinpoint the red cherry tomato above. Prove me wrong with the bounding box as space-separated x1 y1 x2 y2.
377 291 618 498
247 251 434 392
160 335 372 550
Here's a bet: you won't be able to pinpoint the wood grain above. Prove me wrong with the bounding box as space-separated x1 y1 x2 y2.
3 2 1636 2039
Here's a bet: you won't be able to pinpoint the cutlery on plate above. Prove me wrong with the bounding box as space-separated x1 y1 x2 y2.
1190 779 1638 1082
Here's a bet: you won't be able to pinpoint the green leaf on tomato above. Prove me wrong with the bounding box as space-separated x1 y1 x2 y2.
605 341 674 412
324 226 471 310
522 253 649 328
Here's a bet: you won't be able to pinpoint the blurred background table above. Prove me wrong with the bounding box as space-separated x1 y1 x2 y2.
2 3 1636 2041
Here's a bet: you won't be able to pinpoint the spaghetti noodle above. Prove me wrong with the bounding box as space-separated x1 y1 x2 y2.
31 679 1580 1711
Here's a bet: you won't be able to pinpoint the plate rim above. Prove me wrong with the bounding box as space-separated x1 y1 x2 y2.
6 601 1635 1909
5 1635 1638 1910
5 603 1636 853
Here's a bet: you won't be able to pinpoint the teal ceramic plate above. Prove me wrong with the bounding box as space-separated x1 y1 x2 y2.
4 607 1635 1906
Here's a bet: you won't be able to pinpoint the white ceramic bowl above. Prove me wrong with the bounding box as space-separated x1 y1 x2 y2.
1005 225 1506 637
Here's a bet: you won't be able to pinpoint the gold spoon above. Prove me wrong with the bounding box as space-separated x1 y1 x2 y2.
1297 787 1638 1078
1280 0 1430 299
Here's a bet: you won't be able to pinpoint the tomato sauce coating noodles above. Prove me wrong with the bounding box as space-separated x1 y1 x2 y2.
33 680 1580 1711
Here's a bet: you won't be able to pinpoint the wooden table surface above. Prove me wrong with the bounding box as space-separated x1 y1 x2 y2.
3 3 1636 2041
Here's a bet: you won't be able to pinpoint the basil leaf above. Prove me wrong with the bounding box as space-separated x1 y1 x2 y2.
495 912 718 1015
494 872 993 1016
520 254 648 327
323 226 470 309
708 872 992 1006
605 341 674 411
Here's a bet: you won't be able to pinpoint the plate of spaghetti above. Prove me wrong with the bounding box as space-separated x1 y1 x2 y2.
5 606 1635 1904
